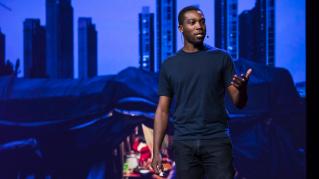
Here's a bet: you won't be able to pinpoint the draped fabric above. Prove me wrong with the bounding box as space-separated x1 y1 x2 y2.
0 59 305 178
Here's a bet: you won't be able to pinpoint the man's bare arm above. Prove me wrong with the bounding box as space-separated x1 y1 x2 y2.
151 96 171 174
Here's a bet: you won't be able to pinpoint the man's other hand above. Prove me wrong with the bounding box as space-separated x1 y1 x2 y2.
151 152 163 175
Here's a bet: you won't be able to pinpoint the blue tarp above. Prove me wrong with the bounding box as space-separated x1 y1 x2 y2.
0 59 305 178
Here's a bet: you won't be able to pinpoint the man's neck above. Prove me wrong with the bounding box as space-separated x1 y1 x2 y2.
182 42 205 53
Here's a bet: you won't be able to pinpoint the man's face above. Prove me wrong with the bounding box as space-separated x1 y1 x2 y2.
179 10 206 45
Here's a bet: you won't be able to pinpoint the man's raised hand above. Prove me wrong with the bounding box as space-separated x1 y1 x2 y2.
231 68 252 90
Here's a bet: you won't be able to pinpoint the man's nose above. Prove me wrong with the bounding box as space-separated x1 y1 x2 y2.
195 22 203 29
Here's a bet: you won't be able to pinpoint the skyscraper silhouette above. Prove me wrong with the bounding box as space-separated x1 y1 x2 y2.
46 0 74 78
239 10 255 62
139 6 155 72
23 19 46 78
156 0 176 72
239 0 275 66
78 17 97 79
215 0 238 59
0 29 5 69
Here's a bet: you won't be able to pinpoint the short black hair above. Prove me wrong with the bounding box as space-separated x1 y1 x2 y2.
178 5 202 25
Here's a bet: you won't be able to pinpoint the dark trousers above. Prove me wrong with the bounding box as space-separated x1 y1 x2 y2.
173 138 235 179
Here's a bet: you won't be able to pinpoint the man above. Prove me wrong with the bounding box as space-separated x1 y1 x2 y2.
151 6 252 179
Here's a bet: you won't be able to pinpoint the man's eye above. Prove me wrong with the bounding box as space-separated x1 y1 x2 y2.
187 20 195 24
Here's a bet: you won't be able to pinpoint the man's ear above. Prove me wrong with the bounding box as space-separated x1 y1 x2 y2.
178 25 183 33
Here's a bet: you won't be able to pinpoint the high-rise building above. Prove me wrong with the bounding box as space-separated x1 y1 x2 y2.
139 6 155 72
215 0 238 59
46 0 74 78
0 29 5 69
23 19 46 78
258 0 275 66
78 17 97 79
239 0 275 66
239 10 255 61
156 0 176 72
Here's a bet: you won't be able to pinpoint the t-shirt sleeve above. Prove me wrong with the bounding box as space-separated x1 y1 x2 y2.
158 64 173 97
223 53 236 88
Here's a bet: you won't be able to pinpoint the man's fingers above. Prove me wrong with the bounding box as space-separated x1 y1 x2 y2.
151 161 162 174
157 164 163 174
151 162 157 172
232 74 248 88
245 68 252 79
233 75 245 82
231 81 240 88
231 69 251 89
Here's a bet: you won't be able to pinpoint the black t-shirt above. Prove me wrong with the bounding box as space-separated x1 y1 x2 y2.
158 44 236 140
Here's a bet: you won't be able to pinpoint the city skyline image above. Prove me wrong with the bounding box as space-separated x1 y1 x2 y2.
0 0 305 83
